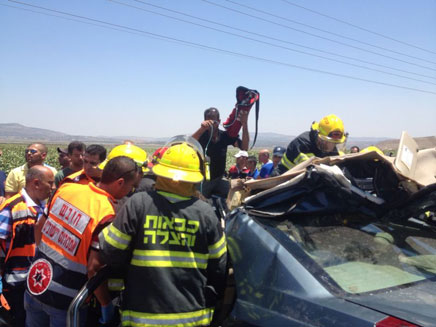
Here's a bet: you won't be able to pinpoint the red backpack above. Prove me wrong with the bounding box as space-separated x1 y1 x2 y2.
223 86 260 148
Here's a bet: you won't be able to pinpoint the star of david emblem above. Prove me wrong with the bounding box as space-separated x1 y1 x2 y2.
27 259 53 296
32 268 47 288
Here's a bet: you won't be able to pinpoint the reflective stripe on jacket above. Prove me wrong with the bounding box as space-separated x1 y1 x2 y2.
99 190 227 327
1 194 38 288
59 169 95 187
278 130 339 174
27 182 115 310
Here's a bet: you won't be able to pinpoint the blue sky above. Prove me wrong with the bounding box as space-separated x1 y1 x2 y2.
1 0 435 139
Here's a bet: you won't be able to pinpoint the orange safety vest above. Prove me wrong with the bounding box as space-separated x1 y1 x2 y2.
0 193 39 289
26 182 115 310
59 168 95 186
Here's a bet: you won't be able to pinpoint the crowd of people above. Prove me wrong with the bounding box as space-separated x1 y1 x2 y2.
0 95 372 327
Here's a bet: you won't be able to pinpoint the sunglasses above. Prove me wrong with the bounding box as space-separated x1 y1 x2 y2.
25 149 38 155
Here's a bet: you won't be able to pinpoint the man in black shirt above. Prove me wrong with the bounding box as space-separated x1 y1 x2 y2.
54 141 86 187
193 107 249 198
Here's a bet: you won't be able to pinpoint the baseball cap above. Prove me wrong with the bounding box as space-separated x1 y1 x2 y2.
273 146 285 157
234 150 248 158
57 147 68 154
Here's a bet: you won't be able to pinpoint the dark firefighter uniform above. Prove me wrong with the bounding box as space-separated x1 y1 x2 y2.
276 130 339 175
99 189 227 327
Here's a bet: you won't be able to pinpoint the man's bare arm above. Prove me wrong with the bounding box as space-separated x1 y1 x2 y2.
239 111 249 151
192 120 214 141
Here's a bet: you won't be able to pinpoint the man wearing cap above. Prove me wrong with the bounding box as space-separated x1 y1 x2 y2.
5 143 57 199
272 146 286 169
54 141 86 187
95 136 227 327
228 150 249 179
56 147 70 170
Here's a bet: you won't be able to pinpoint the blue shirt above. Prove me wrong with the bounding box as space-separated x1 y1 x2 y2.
259 162 274 178
247 168 259 179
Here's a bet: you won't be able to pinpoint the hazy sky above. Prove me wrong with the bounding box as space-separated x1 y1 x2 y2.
1 0 435 139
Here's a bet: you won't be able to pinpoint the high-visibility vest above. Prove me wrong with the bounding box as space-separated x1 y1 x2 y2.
0 194 39 289
26 182 115 310
59 169 94 186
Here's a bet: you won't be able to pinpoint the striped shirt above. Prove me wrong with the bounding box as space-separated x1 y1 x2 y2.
0 189 45 255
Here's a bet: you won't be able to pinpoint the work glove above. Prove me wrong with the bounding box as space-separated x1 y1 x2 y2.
99 302 115 326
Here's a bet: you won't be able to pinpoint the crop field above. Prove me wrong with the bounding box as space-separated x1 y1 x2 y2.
0 143 261 175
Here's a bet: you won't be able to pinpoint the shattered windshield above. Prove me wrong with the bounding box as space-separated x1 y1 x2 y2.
276 214 436 294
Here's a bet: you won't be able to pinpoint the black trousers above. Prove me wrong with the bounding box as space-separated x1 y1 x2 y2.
4 286 26 327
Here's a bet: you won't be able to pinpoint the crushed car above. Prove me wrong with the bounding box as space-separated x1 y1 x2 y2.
223 135 436 327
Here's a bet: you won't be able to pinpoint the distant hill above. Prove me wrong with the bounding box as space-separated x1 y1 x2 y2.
0 123 434 150
0 123 72 141
0 123 158 144
375 136 436 151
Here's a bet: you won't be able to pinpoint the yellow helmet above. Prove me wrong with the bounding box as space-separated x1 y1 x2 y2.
311 114 346 144
99 144 149 172
152 135 205 183
360 146 384 155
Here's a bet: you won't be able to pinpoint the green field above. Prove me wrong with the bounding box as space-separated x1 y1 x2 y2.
0 143 261 175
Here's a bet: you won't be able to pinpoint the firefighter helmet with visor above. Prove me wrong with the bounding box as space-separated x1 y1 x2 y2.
311 114 346 144
152 135 206 183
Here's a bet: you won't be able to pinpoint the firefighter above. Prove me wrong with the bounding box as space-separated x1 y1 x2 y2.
97 144 150 299
96 135 227 327
276 114 347 175
99 144 150 196
24 156 138 327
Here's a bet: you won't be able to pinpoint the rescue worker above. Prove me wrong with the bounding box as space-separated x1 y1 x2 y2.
0 166 55 327
97 143 150 299
276 114 347 175
24 156 138 327
360 146 384 155
96 135 227 327
60 144 106 186
99 144 149 195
